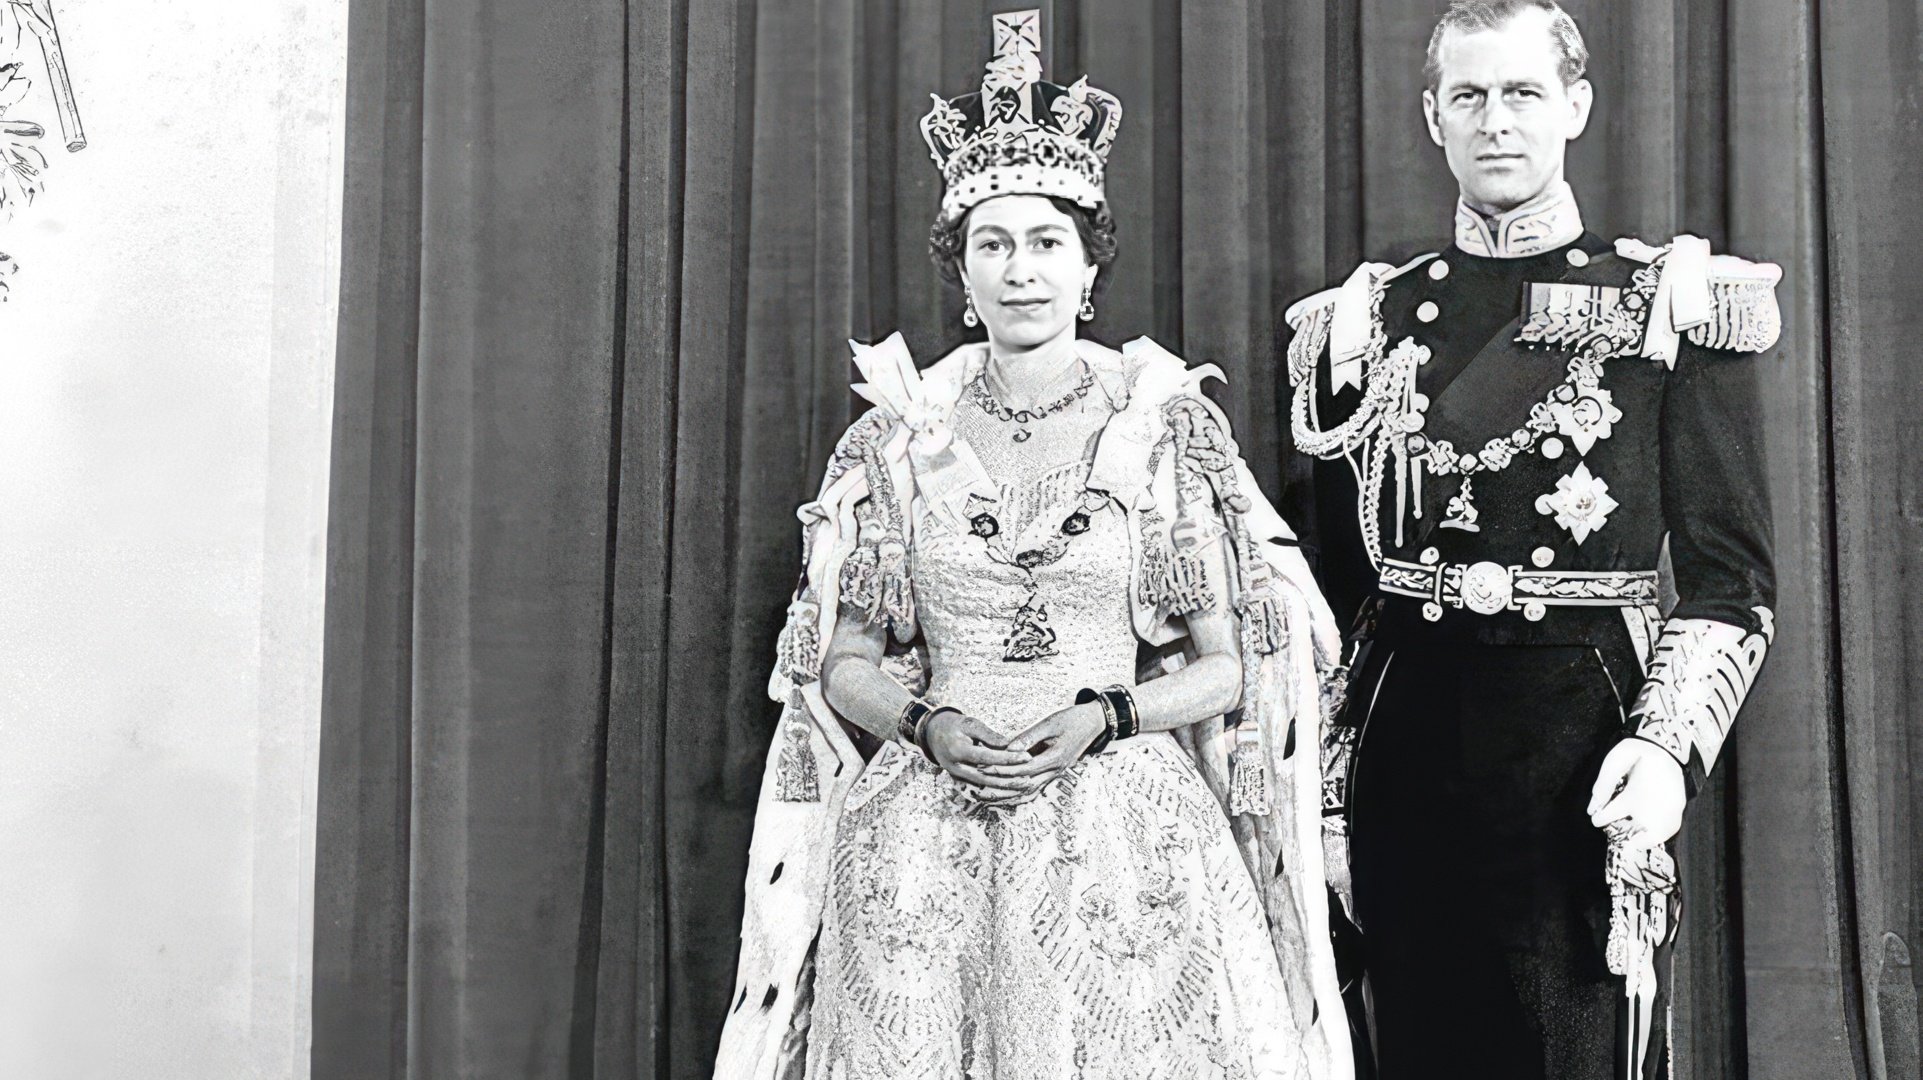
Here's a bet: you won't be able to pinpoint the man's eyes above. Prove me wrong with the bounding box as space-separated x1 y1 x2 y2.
1451 88 1541 104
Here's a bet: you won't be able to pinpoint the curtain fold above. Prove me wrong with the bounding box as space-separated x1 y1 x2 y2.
311 0 425 1074
1817 3 1923 1077
1724 3 1860 1075
313 2 1923 1077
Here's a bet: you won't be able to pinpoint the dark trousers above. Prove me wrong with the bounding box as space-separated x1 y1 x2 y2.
1346 639 1671 1080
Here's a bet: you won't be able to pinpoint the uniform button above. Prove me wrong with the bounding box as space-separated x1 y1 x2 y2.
1566 248 1591 268
1428 259 1450 281
1531 546 1555 567
1420 546 1441 565
1542 437 1565 460
1523 601 1547 621
1417 301 1440 323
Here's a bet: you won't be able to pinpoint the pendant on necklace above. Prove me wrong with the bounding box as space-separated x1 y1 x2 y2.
1013 428 1031 443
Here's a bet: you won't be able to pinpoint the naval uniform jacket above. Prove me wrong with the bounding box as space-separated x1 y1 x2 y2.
1285 227 1781 801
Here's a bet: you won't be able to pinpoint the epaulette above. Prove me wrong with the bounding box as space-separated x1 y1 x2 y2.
1614 235 1783 359
1283 285 1340 334
1284 253 1437 389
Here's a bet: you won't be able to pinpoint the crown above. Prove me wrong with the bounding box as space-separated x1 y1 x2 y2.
920 10 1122 223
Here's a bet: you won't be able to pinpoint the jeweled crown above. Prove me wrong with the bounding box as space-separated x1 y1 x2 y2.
920 10 1122 223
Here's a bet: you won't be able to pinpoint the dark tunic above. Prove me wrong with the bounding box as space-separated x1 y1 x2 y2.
1288 232 1776 1079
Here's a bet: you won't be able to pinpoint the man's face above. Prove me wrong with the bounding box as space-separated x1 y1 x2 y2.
1423 9 1592 214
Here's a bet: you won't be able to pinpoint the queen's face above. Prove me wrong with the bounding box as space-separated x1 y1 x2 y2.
1423 8 1591 214
961 195 1097 352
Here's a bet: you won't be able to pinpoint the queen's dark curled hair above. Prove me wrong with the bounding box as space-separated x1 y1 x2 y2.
929 196 1119 298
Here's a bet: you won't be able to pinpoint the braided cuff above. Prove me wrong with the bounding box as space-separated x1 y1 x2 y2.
1629 610 1774 791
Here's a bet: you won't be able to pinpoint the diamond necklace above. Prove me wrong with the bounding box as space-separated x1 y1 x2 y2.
969 362 1096 442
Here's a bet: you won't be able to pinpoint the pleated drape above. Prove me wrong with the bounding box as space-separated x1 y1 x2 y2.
313 2 1923 1078
1816 3 1923 1075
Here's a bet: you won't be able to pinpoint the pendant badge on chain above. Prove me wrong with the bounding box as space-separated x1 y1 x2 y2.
969 490 1105 662
1002 589 1057 661
1440 475 1481 532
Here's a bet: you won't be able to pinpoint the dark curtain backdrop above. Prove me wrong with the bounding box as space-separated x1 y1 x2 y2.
312 2 1923 1078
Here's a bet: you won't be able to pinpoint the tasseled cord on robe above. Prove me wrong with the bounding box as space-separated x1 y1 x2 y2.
712 333 1355 1080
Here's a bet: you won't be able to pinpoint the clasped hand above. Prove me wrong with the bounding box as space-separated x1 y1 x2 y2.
1587 738 1687 849
922 702 1110 805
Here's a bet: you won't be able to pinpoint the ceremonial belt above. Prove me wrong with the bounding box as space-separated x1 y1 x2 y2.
1379 556 1659 622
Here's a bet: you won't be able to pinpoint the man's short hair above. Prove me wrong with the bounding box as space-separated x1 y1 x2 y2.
1424 0 1589 92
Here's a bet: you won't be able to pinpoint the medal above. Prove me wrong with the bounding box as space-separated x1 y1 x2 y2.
1518 282 1622 348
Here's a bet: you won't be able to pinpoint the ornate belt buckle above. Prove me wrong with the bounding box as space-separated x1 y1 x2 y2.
1457 561 1516 615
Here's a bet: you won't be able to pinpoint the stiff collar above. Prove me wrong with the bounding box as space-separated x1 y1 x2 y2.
1453 180 1584 259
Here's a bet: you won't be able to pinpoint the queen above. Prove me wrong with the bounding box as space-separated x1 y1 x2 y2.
714 13 1350 1079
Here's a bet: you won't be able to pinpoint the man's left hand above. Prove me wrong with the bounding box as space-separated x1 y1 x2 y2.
1587 739 1686 849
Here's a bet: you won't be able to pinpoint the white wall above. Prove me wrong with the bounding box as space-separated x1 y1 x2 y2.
0 1 345 1077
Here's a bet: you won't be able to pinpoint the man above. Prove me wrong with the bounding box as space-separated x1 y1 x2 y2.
1283 2 1778 1077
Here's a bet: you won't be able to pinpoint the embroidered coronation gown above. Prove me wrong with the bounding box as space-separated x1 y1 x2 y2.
802 372 1304 1080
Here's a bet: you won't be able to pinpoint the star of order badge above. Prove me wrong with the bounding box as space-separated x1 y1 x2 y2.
1535 462 1619 544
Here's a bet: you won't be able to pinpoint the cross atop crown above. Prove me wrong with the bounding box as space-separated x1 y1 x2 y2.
919 9 1123 222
